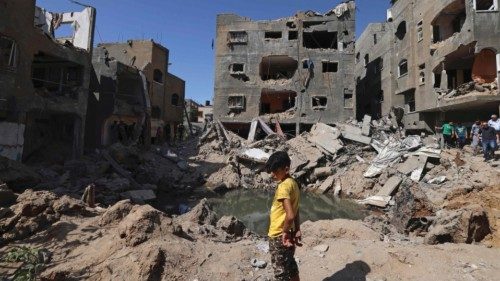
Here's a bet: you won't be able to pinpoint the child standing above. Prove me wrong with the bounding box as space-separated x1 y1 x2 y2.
265 151 301 281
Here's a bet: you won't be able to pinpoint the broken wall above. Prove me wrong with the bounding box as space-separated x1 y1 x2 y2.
0 0 95 161
214 2 356 129
85 46 149 149
356 0 500 131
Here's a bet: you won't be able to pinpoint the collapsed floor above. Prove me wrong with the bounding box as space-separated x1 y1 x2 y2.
1 114 500 280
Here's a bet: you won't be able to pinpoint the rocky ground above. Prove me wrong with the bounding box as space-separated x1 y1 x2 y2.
1 118 499 280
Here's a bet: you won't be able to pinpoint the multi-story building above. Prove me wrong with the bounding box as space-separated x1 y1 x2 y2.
213 1 356 135
356 0 500 131
85 46 151 148
0 0 95 161
198 101 213 123
98 40 185 142
185 99 200 123
164 73 185 140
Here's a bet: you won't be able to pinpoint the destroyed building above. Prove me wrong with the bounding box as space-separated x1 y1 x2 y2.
185 99 201 123
84 46 151 149
98 40 185 142
213 1 356 135
0 0 96 162
356 0 500 131
164 73 185 140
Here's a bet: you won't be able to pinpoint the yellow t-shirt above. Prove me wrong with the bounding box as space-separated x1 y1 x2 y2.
268 177 300 238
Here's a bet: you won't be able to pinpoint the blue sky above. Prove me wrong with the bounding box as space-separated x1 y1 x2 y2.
36 0 390 104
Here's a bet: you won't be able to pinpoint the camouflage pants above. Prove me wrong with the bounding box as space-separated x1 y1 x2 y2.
269 236 299 281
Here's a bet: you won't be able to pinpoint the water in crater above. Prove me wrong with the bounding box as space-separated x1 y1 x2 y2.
209 189 367 236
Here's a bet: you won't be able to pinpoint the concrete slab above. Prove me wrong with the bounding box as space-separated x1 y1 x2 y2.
313 167 334 178
341 131 372 145
343 124 363 135
362 115 372 136
316 175 335 194
410 155 428 182
308 123 343 155
397 156 420 175
377 176 402 196
358 195 391 208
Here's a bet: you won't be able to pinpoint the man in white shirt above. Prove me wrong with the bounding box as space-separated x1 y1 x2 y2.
488 114 500 144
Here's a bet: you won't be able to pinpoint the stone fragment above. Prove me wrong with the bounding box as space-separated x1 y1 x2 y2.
251 258 267 268
362 115 372 136
313 244 329 253
216 216 246 237
377 176 402 197
316 175 335 194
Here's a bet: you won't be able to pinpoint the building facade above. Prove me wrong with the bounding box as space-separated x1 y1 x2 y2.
164 73 185 140
98 40 185 142
85 46 150 149
356 0 500 131
198 101 213 123
213 1 356 135
0 0 95 161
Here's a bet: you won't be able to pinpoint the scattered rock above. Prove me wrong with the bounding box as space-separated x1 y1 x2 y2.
0 184 17 207
217 216 246 237
313 244 329 253
250 258 267 268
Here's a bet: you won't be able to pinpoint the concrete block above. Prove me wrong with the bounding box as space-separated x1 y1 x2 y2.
341 131 372 145
362 115 372 136
377 176 402 197
397 156 420 175
410 155 428 182
313 167 334 178
343 124 362 135
316 175 335 194
308 123 343 155
358 195 391 208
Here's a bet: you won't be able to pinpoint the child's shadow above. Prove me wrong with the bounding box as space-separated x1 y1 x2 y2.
322 260 371 281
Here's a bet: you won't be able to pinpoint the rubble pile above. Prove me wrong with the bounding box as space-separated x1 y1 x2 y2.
0 188 94 247
437 80 499 100
198 115 499 246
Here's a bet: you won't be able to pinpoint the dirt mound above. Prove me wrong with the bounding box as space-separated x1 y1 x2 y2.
0 189 92 247
301 219 380 244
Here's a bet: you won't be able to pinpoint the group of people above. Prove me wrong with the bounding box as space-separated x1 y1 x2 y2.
437 114 500 161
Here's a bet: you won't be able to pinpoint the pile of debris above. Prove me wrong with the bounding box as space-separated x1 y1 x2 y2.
437 80 499 100
198 113 499 246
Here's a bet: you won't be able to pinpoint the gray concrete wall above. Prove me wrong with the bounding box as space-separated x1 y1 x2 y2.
356 0 500 131
214 2 356 126
0 0 95 160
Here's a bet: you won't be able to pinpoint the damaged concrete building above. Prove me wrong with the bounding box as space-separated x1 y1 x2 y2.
356 0 500 131
84 46 151 149
0 0 95 161
213 1 356 135
97 40 185 143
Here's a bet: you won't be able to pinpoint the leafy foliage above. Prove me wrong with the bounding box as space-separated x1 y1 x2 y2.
2 246 48 281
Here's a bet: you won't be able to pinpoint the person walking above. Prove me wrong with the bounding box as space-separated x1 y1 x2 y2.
436 121 455 149
480 122 497 161
470 120 482 155
488 114 500 145
455 122 467 149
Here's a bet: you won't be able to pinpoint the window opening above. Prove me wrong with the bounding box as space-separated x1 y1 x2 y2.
395 21 407 40
322 62 338 73
153 69 163 84
265 31 282 39
312 96 328 109
0 36 18 70
417 21 424 42
171 93 179 106
227 31 248 44
303 31 338 49
399 59 408 77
